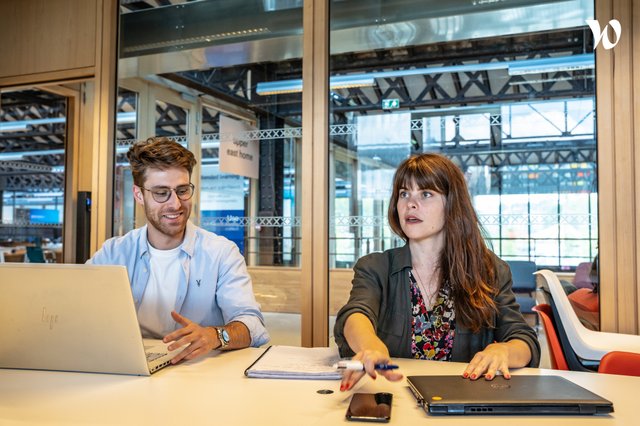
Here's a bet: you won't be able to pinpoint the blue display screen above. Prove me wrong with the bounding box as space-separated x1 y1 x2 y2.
29 209 61 224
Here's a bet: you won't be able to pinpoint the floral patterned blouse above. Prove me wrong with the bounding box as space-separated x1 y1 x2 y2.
409 270 456 360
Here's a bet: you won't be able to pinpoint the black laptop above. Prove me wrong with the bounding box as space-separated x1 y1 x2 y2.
407 375 613 415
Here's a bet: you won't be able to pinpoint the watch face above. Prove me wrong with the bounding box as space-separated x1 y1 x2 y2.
221 329 230 344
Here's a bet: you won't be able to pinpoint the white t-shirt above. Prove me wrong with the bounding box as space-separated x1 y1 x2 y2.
137 244 182 338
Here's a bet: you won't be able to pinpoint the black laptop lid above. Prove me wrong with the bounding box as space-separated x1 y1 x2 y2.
407 375 613 415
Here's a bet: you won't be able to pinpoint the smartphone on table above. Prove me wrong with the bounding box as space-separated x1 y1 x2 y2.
345 392 393 422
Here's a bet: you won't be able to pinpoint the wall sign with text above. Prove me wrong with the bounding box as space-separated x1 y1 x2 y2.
219 115 259 179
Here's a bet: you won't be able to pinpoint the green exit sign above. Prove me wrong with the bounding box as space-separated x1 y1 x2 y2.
382 98 400 109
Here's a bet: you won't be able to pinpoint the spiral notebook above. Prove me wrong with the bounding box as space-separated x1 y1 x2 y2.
244 345 342 379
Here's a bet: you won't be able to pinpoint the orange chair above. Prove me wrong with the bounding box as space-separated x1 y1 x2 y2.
598 351 640 376
567 287 599 331
532 304 569 370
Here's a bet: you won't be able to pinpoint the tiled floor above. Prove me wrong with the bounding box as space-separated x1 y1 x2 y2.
263 312 552 369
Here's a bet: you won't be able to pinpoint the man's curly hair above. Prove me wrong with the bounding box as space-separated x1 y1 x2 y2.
126 137 197 187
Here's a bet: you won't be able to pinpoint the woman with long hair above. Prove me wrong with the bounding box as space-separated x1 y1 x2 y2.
334 153 540 391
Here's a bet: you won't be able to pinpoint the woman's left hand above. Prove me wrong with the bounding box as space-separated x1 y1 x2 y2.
462 342 511 380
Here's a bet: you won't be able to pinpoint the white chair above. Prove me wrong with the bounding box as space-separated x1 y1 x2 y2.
535 269 640 362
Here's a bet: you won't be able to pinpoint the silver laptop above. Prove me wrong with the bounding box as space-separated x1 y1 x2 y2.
0 263 182 376
407 375 613 415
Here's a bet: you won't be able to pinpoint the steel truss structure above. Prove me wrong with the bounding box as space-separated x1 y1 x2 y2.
1 29 596 192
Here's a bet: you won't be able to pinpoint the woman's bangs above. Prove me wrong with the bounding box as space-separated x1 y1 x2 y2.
400 160 442 193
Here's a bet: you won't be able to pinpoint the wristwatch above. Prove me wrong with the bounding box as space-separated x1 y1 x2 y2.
215 326 230 349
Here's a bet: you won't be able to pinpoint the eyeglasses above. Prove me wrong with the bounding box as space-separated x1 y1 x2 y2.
140 183 195 203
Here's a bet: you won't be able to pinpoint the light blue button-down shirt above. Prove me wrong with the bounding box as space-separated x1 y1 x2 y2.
88 221 269 347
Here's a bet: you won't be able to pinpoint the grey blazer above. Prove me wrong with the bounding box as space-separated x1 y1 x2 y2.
333 245 541 367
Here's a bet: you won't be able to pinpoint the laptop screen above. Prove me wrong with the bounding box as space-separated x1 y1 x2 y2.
0 263 153 375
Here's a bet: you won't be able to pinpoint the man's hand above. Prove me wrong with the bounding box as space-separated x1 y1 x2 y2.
163 311 219 364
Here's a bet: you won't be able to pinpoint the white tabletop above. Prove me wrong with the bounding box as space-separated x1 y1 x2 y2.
0 347 634 425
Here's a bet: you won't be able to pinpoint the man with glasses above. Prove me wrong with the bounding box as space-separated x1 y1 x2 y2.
89 137 269 363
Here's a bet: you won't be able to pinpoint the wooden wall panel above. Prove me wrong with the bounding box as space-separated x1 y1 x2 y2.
610 0 635 333
632 0 640 334
633 0 640 335
89 0 118 254
597 0 640 334
595 0 617 334
0 0 98 84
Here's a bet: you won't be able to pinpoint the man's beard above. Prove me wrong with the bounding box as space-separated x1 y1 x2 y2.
144 204 190 239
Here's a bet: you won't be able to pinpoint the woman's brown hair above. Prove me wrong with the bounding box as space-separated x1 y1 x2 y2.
388 153 497 332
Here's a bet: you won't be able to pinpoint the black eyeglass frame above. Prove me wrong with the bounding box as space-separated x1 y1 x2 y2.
139 183 195 203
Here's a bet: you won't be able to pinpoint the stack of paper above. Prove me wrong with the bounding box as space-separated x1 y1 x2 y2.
244 345 342 380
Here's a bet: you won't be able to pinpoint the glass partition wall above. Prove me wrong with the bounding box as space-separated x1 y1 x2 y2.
327 0 598 325
115 0 599 344
116 0 304 344
0 89 67 264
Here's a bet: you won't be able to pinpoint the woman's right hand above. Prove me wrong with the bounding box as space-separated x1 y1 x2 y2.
339 349 404 391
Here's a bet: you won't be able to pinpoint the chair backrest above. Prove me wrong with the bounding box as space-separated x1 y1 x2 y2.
567 287 599 331
26 246 46 263
532 304 569 370
535 270 640 363
507 260 537 292
535 276 595 372
598 351 640 376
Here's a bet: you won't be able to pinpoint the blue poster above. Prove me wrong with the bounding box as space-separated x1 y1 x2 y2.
201 209 245 254
200 164 247 255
